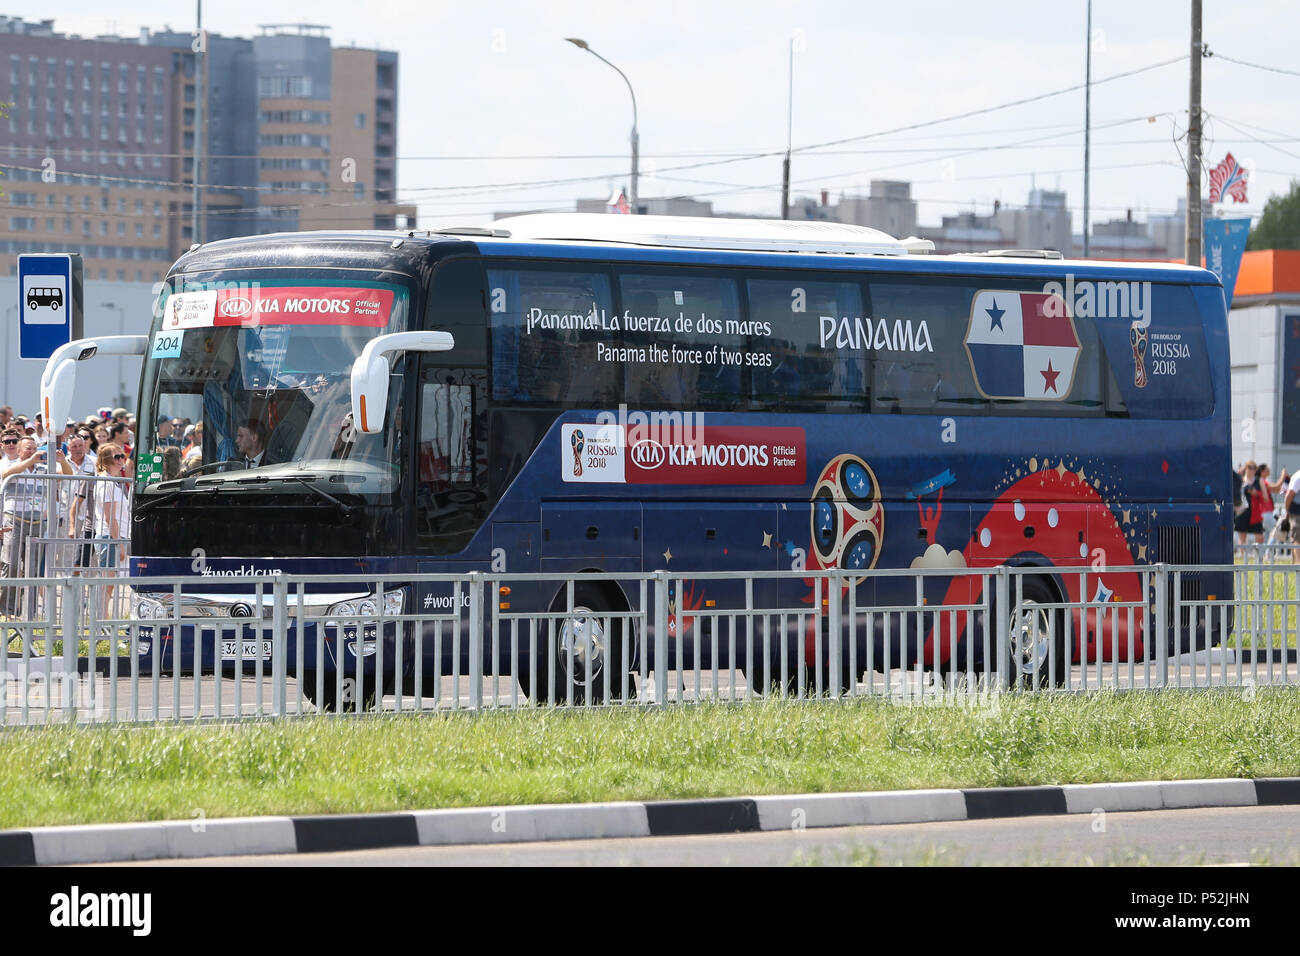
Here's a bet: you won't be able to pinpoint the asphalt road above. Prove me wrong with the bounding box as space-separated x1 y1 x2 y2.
114 806 1300 866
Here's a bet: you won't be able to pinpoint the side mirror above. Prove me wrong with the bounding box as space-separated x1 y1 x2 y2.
350 331 455 434
41 335 148 430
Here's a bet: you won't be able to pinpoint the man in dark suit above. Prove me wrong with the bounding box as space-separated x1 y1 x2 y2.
232 419 272 469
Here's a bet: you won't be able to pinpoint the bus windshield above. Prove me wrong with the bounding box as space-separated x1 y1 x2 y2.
136 273 412 500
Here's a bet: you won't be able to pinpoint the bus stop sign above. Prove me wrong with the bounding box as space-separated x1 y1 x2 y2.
17 253 83 360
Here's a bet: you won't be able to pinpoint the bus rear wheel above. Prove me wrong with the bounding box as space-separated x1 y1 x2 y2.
1000 577 1067 689
522 583 634 705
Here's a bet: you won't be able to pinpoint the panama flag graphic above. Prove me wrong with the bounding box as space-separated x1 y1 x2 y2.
964 290 1080 400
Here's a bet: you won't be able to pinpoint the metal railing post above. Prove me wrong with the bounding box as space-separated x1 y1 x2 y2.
654 570 668 708
1154 563 1169 689
828 570 842 699
995 565 1011 691
61 577 79 722
271 574 287 717
468 571 483 710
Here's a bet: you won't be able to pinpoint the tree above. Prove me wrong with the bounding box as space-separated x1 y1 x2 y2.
1247 180 1300 250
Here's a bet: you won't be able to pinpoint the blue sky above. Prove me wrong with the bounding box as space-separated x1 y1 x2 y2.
10 0 1299 230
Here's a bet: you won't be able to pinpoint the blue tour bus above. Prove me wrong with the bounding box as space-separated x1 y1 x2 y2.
42 214 1232 707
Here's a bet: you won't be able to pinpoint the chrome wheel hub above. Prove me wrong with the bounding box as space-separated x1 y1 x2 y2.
1011 601 1051 675
558 608 606 686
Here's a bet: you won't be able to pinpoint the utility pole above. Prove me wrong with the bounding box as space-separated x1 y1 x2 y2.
191 0 204 246
781 38 793 220
1185 0 1203 266
1083 0 1092 258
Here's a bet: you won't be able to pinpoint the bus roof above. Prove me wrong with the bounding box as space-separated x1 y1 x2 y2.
488 212 932 256
180 217 1221 286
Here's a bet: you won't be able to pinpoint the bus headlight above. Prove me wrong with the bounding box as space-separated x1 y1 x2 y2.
327 588 404 618
134 596 167 620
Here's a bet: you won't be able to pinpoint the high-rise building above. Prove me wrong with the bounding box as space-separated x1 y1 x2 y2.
0 17 414 282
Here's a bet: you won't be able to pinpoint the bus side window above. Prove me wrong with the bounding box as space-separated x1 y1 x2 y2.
618 272 743 410
485 265 616 406
747 277 866 411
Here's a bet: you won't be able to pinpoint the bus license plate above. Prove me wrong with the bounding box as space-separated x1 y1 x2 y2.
221 639 273 660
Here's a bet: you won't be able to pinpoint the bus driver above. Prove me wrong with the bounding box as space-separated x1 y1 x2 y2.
231 419 272 469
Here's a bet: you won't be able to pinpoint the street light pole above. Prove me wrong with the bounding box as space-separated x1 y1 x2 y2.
565 38 638 214
1083 0 1092 258
782 37 793 220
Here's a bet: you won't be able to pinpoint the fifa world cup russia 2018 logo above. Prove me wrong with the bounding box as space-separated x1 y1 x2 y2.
1130 321 1148 388
807 454 884 585
170 296 183 328
571 430 584 477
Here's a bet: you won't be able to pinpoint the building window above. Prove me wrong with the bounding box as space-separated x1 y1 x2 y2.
356 112 366 129
257 75 313 98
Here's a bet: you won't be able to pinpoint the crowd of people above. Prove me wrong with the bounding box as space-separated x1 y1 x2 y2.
1233 459 1300 548
0 403 160 618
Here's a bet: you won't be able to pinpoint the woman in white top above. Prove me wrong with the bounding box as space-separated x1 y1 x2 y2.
91 443 130 616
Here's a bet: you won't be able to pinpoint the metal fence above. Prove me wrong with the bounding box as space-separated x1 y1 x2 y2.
2 559 1296 726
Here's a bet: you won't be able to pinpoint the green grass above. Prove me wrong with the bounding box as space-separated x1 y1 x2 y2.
1232 564 1300 648
1 688 1298 830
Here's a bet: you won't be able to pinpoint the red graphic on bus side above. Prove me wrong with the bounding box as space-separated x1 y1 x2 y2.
624 425 806 486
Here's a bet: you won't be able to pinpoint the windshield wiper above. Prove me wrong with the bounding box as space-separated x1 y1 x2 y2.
134 490 184 516
134 484 220 516
289 476 356 518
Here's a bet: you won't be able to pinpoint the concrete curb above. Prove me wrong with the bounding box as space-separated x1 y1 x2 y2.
2 777 1296 865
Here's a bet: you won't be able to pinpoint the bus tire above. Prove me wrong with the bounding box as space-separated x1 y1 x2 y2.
523 583 632 705
998 577 1067 689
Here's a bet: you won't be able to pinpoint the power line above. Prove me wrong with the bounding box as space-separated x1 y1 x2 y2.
788 54 1189 155
1207 50 1300 79
1213 116 1300 163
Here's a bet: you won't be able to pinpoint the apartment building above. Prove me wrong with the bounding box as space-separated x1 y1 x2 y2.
1 17 414 283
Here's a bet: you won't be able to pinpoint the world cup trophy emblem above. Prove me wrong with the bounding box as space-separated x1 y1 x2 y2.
571 429 584 477
170 295 183 328
1129 321 1148 388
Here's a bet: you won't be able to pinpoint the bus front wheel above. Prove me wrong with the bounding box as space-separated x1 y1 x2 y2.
522 583 633 705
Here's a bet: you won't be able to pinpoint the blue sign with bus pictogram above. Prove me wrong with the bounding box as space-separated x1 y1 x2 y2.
17 253 83 360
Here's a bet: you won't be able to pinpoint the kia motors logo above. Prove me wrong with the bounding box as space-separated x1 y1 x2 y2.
219 296 252 317
630 439 665 470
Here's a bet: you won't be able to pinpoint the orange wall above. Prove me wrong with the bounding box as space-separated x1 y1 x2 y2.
1234 250 1300 297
